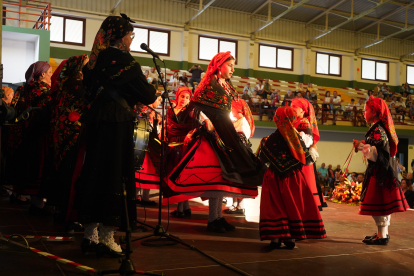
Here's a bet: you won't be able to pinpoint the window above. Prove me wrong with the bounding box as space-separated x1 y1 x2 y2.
258 44 293 71
316 52 341 76
361 58 389 82
198 35 237 62
407 65 414 85
130 26 170 56
50 14 86 46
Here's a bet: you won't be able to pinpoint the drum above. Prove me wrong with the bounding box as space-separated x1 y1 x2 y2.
133 117 151 171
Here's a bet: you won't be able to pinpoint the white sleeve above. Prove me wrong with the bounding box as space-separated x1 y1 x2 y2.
241 117 251 139
299 131 313 148
362 144 378 162
199 111 209 124
309 147 319 162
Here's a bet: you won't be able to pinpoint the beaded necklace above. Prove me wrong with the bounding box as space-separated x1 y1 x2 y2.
218 78 239 102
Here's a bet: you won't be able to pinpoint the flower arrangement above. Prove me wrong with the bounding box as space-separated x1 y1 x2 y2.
330 178 362 206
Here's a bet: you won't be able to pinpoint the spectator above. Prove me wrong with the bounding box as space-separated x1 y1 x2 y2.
295 91 303 98
243 82 254 96
334 164 342 183
188 64 204 87
381 82 392 99
241 89 250 101
322 91 332 125
376 91 384 99
401 179 414 209
395 97 406 122
282 89 294 106
309 86 317 101
159 73 168 89
297 82 304 93
169 72 179 91
192 83 198 94
396 157 405 182
250 91 260 112
148 67 159 88
332 91 342 125
312 99 321 120
255 80 264 97
262 79 271 99
374 83 382 95
269 89 280 113
366 90 374 101
2 86 14 106
327 164 335 193
317 163 329 186
408 160 414 186
355 98 366 127
259 98 273 121
181 72 189 86
406 94 413 107
178 76 187 88
357 174 364 184
307 83 315 93
401 82 412 97
343 98 355 119
409 103 414 121
389 96 397 119
144 70 150 82
303 91 311 101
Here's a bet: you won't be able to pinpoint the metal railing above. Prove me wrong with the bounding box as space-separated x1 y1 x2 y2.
2 0 51 30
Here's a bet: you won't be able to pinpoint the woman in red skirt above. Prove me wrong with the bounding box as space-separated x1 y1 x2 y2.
258 107 326 249
291 98 327 211
356 96 408 245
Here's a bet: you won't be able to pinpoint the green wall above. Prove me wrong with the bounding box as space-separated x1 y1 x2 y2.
3 25 50 62
50 46 400 92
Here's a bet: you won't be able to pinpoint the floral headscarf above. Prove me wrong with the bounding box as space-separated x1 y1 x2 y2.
25 61 50 83
366 96 398 157
274 106 306 164
87 14 134 70
232 99 255 137
291 98 320 144
193 51 233 99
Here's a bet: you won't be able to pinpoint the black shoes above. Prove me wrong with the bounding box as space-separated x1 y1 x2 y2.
81 238 98 255
224 207 245 215
140 199 157 206
95 243 125 258
269 240 282 249
284 240 296 249
207 218 236 233
363 234 390 245
207 219 226 233
170 209 191 218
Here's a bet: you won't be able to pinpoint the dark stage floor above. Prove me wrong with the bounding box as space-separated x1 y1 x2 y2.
1 190 413 276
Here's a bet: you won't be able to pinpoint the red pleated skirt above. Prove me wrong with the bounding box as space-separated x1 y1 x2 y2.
135 154 160 190
260 168 327 240
166 137 258 198
358 176 409 216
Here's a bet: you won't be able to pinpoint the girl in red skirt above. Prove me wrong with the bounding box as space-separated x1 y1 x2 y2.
291 98 327 211
356 96 408 245
258 107 326 249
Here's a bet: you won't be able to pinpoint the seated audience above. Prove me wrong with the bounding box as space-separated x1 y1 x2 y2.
250 91 260 112
332 91 342 125
343 99 355 119
262 79 271 99
181 72 189 86
282 89 294 106
259 98 273 121
401 179 413 209
409 103 414 120
406 94 413 107
255 80 264 97
241 89 250 101
401 82 413 97
381 82 392 99
243 82 254 96
303 91 311 101
366 90 374 101
322 91 332 124
317 163 328 186
169 72 179 92
148 67 159 88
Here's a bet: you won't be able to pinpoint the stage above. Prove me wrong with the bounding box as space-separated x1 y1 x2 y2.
1 190 413 276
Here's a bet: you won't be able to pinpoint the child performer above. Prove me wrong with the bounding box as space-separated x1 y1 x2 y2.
225 99 255 214
291 98 327 210
258 107 326 249
355 96 408 245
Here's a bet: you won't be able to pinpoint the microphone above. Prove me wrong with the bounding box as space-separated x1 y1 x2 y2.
140 43 164 62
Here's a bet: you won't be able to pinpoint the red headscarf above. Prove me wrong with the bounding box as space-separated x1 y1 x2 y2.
51 60 67 94
366 96 398 157
193 51 233 99
274 107 306 164
291 98 320 144
176 86 193 101
232 99 255 137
